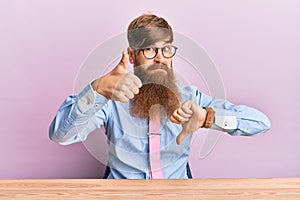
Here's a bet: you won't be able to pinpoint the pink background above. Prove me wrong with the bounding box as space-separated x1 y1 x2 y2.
0 0 299 178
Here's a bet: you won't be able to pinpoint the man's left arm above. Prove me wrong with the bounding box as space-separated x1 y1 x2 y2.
171 88 271 144
198 91 271 136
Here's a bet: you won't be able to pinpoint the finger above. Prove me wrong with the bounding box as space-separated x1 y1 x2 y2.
176 131 188 145
172 109 190 123
170 114 181 124
116 83 134 99
177 107 192 118
128 74 142 88
112 91 129 103
118 51 129 71
128 84 140 95
122 75 140 95
181 100 193 114
181 102 193 114
122 88 135 99
119 96 129 103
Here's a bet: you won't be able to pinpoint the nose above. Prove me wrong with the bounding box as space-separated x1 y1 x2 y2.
154 49 165 64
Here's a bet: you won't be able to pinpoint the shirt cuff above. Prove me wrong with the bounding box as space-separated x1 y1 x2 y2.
211 109 237 131
77 84 108 114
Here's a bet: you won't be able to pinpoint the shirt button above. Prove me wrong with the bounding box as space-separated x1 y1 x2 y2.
68 119 73 125
94 104 99 108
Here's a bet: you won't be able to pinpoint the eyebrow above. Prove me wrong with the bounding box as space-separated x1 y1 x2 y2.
151 42 172 48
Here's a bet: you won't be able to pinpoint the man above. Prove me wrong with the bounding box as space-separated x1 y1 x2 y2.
49 14 271 179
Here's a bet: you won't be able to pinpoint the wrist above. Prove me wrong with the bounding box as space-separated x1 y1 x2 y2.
92 78 110 99
91 79 99 91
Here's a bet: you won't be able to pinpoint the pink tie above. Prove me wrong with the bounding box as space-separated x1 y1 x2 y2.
148 111 164 179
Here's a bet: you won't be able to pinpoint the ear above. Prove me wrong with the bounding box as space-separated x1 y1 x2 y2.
127 47 134 60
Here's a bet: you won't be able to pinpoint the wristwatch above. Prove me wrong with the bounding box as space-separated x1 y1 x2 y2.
202 107 215 128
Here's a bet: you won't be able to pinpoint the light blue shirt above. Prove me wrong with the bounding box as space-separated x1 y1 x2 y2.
49 84 271 179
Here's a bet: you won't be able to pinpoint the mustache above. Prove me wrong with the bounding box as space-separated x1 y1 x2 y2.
147 63 169 71
134 63 175 86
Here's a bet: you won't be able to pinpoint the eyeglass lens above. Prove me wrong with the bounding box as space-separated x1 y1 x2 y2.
143 46 177 59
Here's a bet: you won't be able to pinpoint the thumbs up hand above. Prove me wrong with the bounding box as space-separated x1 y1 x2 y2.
170 100 207 145
92 51 142 102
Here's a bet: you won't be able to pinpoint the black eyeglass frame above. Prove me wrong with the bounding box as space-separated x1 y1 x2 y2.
140 45 178 59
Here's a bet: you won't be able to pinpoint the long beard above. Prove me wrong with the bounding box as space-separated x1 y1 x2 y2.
130 63 180 119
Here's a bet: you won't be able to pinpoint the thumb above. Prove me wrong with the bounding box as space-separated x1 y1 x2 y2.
117 51 129 71
176 131 188 145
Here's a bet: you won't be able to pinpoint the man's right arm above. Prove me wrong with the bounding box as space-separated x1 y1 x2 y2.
49 84 109 145
49 52 141 145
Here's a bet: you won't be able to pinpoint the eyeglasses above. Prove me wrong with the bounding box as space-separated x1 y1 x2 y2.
141 45 178 59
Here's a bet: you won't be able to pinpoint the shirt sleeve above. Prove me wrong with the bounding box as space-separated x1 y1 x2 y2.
192 87 271 136
49 84 109 145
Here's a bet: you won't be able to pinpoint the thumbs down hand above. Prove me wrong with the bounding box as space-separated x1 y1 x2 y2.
170 100 207 145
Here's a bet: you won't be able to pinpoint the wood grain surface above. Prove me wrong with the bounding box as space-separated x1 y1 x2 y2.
1 178 300 200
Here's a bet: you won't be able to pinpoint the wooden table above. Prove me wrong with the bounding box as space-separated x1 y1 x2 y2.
1 178 300 200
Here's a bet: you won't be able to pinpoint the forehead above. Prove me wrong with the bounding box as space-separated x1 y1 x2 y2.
151 41 172 48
